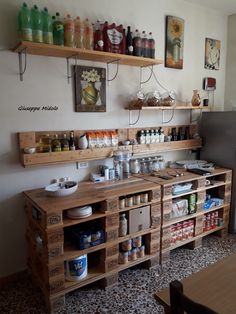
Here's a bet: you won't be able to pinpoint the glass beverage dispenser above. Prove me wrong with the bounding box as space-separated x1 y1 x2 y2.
113 150 131 180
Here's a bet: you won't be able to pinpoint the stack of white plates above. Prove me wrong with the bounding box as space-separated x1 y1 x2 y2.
67 206 92 219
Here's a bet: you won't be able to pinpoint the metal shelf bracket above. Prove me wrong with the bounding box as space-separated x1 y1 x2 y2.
128 109 141 126
162 108 175 124
140 64 154 88
18 48 27 81
66 54 78 84
107 59 120 84
190 108 203 123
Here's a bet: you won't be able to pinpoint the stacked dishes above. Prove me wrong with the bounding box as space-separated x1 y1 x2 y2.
67 206 92 219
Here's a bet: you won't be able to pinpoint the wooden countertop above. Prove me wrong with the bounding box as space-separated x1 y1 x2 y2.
23 177 160 213
154 252 236 314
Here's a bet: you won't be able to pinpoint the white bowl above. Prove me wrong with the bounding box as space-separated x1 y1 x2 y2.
45 181 78 197
24 147 36 154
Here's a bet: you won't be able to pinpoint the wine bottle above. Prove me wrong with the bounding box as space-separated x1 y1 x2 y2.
126 26 133 55
52 134 62 152
61 133 69 151
69 131 76 150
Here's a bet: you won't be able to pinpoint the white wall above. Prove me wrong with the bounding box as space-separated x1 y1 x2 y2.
0 0 228 277
225 14 236 110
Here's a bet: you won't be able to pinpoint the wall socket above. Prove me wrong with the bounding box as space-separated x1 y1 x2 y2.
78 161 88 169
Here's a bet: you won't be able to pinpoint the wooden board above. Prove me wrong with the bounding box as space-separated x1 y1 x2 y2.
13 41 163 67
154 252 236 314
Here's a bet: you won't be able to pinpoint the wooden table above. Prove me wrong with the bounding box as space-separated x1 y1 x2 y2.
154 253 236 314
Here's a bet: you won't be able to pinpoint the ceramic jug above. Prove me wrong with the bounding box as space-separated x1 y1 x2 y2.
78 134 88 149
191 90 201 106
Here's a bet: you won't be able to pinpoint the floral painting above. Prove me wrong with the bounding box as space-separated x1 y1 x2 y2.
74 66 106 112
165 16 185 69
204 38 220 70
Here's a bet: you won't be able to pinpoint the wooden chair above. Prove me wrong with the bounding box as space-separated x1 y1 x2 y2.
169 280 218 314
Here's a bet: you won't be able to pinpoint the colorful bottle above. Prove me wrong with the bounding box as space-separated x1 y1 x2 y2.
18 2 32 41
126 26 133 55
64 14 74 47
31 5 43 43
52 12 64 46
83 18 93 50
42 7 53 44
94 20 104 51
74 16 84 49
148 32 155 59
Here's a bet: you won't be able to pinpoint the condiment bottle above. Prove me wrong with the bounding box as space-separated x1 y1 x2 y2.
83 18 93 50
126 26 133 55
133 29 142 56
119 214 127 237
148 32 155 59
141 30 149 58
42 7 53 44
31 5 43 43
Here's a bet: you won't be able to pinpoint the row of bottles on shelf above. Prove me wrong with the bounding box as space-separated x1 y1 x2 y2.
36 131 76 152
17 3 155 58
137 126 190 144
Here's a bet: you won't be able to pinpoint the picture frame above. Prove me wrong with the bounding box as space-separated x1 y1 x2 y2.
74 65 106 112
165 16 185 69
204 38 220 70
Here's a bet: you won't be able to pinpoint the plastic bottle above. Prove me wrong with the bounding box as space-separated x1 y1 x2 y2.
94 20 104 51
83 18 93 50
141 31 149 58
74 16 84 49
52 12 64 46
133 29 142 56
18 2 32 41
148 32 155 59
31 5 43 43
42 7 53 44
64 14 74 47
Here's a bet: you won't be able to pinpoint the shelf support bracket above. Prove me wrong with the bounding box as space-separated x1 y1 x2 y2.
128 109 141 126
140 64 154 88
190 108 203 123
162 108 175 124
106 59 120 84
66 54 78 84
18 48 27 81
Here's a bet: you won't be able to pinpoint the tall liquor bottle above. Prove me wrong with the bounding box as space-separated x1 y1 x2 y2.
69 131 76 150
61 133 69 151
52 134 62 152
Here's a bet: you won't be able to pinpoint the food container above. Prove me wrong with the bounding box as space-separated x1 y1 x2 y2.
132 236 142 248
64 255 87 281
45 181 78 197
146 90 161 106
121 239 132 251
118 251 128 264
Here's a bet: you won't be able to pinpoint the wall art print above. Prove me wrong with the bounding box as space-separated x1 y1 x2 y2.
74 65 106 112
165 16 185 69
204 38 220 70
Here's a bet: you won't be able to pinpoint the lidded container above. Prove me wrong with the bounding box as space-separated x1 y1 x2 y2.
130 159 141 174
113 150 131 180
146 90 161 107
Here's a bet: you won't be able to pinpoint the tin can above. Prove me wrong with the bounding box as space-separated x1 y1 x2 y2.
125 196 133 207
140 193 148 203
119 198 125 209
121 239 132 251
132 236 142 248
133 194 141 205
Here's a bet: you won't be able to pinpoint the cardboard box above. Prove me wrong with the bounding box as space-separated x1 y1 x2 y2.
129 205 150 233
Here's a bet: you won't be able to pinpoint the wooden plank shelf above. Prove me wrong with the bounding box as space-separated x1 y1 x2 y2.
13 41 163 67
162 203 230 228
132 138 202 155
126 105 210 111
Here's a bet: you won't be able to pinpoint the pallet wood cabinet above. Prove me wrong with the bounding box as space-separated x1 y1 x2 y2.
24 178 162 313
145 168 232 263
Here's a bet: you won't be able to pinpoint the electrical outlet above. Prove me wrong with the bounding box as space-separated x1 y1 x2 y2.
78 161 88 169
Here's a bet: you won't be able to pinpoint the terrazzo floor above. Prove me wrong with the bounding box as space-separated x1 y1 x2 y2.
1 234 236 314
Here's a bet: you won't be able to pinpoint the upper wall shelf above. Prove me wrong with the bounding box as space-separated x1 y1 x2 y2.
13 41 163 70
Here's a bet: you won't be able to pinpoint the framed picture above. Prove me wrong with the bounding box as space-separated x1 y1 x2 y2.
74 65 106 112
165 16 185 69
204 38 220 70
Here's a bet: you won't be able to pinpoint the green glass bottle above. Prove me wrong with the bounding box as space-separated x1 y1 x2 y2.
61 133 69 151
31 5 43 43
18 2 32 41
42 7 53 44
52 12 64 45
52 134 62 152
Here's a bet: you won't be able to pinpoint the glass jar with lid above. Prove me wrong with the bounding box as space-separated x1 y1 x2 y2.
146 90 161 106
130 159 141 174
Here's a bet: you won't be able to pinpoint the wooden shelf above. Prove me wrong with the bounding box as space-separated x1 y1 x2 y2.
163 203 229 228
162 226 224 253
13 41 163 67
126 105 210 111
132 138 202 155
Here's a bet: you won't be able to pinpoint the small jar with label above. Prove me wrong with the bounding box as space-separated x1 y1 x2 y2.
119 198 125 209
121 239 132 251
133 194 141 205
130 159 141 174
139 245 145 258
131 248 137 261
119 251 128 264
140 193 148 203
132 236 142 248
125 196 133 207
